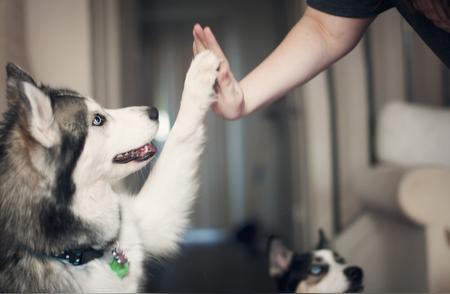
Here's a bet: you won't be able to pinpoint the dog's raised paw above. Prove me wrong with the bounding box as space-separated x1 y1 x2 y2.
182 50 221 111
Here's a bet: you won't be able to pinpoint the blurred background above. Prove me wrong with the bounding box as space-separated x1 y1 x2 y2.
0 0 449 292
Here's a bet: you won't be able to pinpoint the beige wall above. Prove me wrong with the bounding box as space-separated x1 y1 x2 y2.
0 0 29 113
333 9 408 227
24 0 93 97
334 8 448 228
289 1 448 244
0 0 93 112
285 0 335 248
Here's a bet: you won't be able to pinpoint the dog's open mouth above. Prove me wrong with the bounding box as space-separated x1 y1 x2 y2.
113 143 157 164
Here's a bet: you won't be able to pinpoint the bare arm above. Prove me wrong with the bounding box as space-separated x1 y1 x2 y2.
193 6 374 119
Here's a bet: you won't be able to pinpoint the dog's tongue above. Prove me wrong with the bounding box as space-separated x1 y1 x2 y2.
136 144 151 157
137 143 157 159
113 143 157 163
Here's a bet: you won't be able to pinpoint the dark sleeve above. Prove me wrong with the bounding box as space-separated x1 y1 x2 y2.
306 0 394 18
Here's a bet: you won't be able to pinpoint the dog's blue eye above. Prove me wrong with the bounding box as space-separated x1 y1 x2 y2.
309 265 322 275
92 114 106 126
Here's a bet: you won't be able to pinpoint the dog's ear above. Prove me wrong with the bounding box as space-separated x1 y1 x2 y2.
316 229 330 250
6 63 37 86
15 85 59 149
268 236 293 277
6 63 59 147
22 82 60 147
6 63 37 102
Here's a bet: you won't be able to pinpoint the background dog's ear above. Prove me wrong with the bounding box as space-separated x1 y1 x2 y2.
20 82 59 148
316 229 331 250
268 236 293 277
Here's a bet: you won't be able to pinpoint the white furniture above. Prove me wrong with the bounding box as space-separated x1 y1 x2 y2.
383 102 450 291
399 168 450 292
336 101 450 292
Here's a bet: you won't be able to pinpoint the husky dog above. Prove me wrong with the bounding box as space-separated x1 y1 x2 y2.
268 231 364 293
0 51 220 292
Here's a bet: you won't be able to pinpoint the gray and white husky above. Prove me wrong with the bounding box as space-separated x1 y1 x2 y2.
0 51 220 292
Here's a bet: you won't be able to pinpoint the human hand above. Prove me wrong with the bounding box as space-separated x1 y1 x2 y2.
193 24 245 120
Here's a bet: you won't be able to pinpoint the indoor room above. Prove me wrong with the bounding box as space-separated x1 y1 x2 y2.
0 0 448 292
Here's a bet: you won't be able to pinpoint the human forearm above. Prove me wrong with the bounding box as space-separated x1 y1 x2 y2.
240 7 373 116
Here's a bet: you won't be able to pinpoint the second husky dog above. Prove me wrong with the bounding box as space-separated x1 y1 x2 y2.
0 51 220 292
268 231 364 293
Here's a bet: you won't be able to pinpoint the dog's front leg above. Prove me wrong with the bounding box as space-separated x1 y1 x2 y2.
131 51 220 255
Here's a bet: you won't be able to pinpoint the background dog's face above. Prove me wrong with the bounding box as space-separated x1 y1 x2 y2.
269 231 364 293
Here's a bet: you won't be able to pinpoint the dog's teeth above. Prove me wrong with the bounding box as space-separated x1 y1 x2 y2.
115 145 154 162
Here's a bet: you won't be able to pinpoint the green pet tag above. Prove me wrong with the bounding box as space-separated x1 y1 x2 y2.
109 245 129 279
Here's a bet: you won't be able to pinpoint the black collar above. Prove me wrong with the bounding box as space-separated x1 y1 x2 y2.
52 247 104 266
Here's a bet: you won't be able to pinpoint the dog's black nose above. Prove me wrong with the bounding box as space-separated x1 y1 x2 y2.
344 266 363 282
148 107 159 121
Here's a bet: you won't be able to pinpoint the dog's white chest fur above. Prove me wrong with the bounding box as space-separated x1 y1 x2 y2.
68 199 145 292
70 51 220 292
